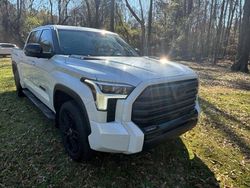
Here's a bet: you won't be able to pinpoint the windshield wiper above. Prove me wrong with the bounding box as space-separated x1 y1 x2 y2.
70 55 104 60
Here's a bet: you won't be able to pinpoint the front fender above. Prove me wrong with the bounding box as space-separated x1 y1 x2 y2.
51 71 107 123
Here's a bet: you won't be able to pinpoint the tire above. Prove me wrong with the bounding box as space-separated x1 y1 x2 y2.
12 65 24 97
59 100 93 161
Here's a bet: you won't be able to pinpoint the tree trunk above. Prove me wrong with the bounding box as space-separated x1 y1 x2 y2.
110 0 115 32
85 0 92 27
205 0 214 58
147 0 153 55
221 0 229 50
141 26 146 55
58 0 62 24
231 0 250 73
213 0 226 64
201 0 208 60
223 0 237 57
49 0 53 23
239 0 242 31
94 0 101 28
210 0 218 59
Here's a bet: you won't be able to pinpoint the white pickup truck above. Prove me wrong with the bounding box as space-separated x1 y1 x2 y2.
0 43 18 57
12 25 200 161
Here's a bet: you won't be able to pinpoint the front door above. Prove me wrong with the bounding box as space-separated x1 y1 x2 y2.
31 29 55 109
22 30 42 93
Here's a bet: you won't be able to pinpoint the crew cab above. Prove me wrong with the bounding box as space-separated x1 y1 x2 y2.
11 25 200 161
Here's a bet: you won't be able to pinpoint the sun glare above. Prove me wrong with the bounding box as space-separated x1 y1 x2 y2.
101 30 107 35
159 57 169 64
105 60 110 64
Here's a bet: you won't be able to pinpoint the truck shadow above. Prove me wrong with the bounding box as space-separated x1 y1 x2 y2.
0 91 219 187
200 98 250 159
88 138 220 187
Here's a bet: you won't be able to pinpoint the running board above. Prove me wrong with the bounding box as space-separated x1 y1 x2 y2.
23 89 55 120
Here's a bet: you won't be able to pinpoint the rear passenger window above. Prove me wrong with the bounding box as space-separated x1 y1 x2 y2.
39 30 53 53
27 31 41 44
0 44 15 48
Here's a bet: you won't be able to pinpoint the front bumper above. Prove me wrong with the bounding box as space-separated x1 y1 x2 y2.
88 101 200 154
88 120 144 154
143 112 198 149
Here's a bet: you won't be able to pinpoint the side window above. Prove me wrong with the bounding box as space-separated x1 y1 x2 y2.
27 30 41 44
39 30 53 53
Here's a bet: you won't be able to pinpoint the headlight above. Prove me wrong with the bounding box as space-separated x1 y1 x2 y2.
83 79 134 110
96 82 134 95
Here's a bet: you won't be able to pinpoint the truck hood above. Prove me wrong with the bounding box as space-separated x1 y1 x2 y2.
64 56 197 86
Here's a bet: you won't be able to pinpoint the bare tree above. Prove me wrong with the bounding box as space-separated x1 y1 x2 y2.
147 0 153 55
58 0 71 24
205 0 214 58
125 0 146 54
223 0 237 57
49 0 54 23
213 0 226 64
0 0 246 66
84 0 92 27
231 0 250 73
94 0 101 28
110 0 115 32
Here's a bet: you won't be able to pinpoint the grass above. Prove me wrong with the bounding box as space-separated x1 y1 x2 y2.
0 58 249 188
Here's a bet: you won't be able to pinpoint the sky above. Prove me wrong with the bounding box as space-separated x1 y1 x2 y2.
9 0 151 15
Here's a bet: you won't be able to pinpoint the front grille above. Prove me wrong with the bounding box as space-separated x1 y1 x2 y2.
132 79 198 130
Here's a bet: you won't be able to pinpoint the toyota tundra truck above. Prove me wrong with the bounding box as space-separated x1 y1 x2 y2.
11 25 200 161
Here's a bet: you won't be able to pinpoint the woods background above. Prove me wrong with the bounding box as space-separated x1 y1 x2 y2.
0 0 249 72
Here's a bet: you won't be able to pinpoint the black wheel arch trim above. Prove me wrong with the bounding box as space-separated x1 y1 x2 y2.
53 84 91 135
12 60 17 71
12 60 17 65
12 61 20 78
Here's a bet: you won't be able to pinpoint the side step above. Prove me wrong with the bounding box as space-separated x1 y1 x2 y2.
23 89 55 120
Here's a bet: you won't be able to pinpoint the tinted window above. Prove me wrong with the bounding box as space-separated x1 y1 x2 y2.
57 30 138 57
27 30 41 43
0 44 15 48
39 30 53 53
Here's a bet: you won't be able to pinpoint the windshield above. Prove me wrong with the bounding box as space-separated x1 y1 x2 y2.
57 29 139 57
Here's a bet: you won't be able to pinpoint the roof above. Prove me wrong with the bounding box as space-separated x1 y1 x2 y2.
32 25 117 35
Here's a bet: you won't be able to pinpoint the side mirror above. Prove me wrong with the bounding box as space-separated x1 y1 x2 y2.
24 43 53 58
24 43 43 58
